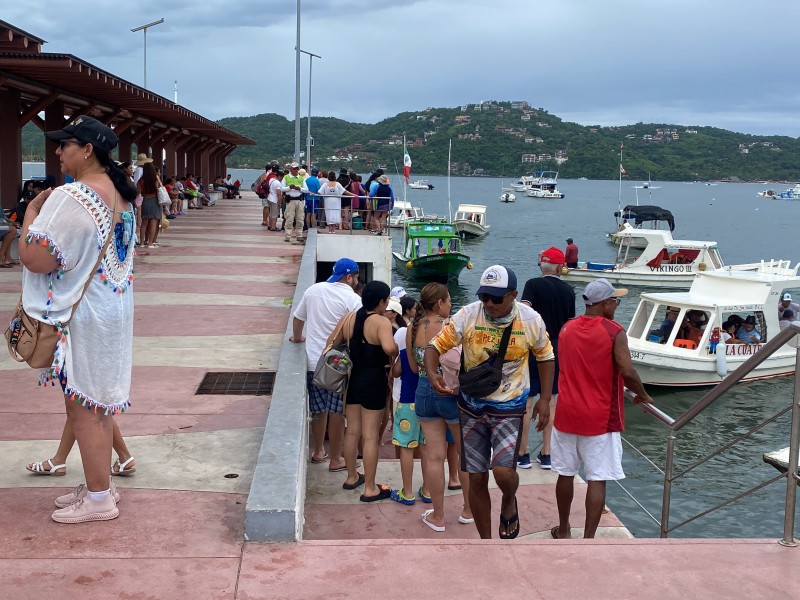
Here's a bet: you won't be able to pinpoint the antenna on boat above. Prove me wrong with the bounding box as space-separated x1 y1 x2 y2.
447 139 453 222
618 143 624 215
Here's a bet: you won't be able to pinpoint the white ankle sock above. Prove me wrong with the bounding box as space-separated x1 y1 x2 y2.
88 489 111 502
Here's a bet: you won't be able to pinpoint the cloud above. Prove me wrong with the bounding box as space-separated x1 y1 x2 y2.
6 0 800 136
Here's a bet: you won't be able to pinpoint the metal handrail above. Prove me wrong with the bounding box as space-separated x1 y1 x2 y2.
623 322 800 545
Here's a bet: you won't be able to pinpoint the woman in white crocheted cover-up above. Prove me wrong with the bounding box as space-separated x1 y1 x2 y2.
19 115 137 524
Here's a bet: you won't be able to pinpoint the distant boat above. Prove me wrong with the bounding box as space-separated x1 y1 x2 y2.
523 170 565 199
453 204 490 239
499 192 516 203
408 179 434 190
388 200 425 229
778 184 800 199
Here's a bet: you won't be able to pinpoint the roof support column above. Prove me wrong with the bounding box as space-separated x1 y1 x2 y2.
117 129 133 164
43 101 66 186
0 87 22 209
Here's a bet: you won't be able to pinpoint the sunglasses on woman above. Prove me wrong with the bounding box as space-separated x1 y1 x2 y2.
478 292 510 305
58 139 85 150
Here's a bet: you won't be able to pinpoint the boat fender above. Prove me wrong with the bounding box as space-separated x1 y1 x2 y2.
466 263 473 270
406 261 414 270
561 267 569 275
698 262 707 271
716 338 727 377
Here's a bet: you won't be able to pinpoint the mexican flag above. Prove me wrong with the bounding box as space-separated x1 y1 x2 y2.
403 145 412 183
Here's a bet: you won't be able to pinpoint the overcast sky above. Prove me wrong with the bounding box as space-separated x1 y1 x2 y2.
6 1 800 137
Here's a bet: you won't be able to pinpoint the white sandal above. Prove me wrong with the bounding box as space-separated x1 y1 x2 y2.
111 456 136 476
26 458 66 477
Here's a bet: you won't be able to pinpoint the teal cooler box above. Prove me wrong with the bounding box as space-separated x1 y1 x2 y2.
352 216 363 230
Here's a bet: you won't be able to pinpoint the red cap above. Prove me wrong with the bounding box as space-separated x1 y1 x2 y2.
540 247 565 264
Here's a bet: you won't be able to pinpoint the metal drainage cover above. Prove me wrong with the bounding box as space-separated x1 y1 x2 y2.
196 372 275 396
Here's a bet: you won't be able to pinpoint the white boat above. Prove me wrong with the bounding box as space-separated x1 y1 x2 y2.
523 170 565 199
499 192 516 203
563 225 792 289
510 176 536 191
778 184 800 199
389 200 426 228
453 204 490 239
626 268 800 386
757 189 777 199
408 179 434 190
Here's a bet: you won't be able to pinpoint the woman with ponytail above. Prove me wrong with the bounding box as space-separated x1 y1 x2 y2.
20 115 138 524
407 283 472 532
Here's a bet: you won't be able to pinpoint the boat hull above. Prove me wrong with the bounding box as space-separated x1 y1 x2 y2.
453 221 489 239
563 266 697 288
629 347 797 387
392 252 470 280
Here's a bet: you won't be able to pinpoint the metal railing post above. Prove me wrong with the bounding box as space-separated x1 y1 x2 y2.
779 346 800 547
660 434 676 538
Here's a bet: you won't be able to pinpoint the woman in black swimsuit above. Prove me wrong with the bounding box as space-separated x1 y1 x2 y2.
338 281 398 502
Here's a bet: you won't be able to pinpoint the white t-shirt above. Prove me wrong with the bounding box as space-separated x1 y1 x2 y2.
392 327 407 403
293 281 362 370
268 178 283 204
133 166 143 186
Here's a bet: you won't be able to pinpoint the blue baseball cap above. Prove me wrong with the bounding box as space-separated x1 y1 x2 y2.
327 258 359 283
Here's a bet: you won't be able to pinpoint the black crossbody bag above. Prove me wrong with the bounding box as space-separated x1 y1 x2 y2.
458 324 513 397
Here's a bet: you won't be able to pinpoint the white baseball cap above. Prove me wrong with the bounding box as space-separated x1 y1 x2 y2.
386 298 403 315
783 293 793 301
390 286 406 298
583 278 628 305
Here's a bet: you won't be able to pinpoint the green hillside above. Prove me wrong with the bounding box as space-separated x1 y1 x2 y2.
21 101 800 181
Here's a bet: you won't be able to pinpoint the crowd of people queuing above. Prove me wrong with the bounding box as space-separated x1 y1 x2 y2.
293 247 654 539
256 161 395 240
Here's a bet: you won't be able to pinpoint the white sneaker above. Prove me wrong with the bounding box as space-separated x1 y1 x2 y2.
55 482 120 509
51 492 119 523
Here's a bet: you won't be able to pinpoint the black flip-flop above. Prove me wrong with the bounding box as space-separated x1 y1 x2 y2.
342 473 365 490
447 484 462 491
359 484 392 503
499 497 520 539
550 525 560 539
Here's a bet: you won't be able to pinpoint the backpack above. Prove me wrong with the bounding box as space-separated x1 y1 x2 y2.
257 178 271 199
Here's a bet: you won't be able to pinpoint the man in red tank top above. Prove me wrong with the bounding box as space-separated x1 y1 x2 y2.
550 278 653 539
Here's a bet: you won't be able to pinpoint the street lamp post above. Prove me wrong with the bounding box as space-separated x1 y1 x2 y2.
299 49 321 167
130 18 164 89
294 0 302 163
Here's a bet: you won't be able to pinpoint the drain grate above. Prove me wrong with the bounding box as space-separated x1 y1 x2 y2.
195 372 276 396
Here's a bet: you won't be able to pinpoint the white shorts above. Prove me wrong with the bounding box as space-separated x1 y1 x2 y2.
550 428 625 481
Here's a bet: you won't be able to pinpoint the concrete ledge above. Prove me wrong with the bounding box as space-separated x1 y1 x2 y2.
244 230 316 542
208 191 224 202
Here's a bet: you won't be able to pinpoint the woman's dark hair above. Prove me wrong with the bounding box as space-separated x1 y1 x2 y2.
94 149 137 201
400 295 417 317
139 162 158 196
165 177 173 185
411 283 449 346
327 171 337 182
360 280 390 311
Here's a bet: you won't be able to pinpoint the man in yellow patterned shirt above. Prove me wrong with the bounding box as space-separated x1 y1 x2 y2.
424 265 554 539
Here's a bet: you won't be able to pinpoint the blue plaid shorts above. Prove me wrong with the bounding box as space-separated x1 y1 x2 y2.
306 371 344 415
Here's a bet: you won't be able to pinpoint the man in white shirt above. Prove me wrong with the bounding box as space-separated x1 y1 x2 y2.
267 171 284 230
291 258 362 472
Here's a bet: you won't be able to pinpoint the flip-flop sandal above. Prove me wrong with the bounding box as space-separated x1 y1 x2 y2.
360 484 392 503
551 525 569 539
499 497 520 539
310 453 329 464
422 509 445 532
342 473 365 490
390 489 416 506
329 462 360 473
111 456 136 476
458 515 474 524
0 263 13 268
26 458 66 476
447 484 462 491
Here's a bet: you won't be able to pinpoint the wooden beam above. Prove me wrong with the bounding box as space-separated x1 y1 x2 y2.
19 91 59 125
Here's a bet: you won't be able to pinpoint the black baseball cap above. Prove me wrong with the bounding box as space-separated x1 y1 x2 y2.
44 115 118 153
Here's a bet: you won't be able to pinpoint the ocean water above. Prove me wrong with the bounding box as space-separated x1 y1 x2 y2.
25 161 800 537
